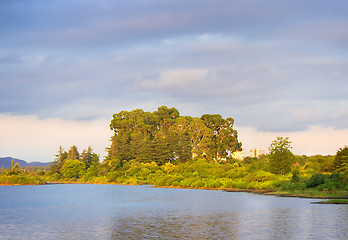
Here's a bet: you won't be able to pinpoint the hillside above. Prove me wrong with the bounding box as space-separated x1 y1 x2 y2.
0 157 50 168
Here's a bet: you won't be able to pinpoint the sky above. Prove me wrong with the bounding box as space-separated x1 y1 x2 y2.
1 0 347 162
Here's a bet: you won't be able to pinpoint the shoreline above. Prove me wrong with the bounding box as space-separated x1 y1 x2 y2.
155 185 348 200
2 181 348 202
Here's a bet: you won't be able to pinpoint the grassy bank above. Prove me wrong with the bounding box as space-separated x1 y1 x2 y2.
2 175 347 199
2 156 347 200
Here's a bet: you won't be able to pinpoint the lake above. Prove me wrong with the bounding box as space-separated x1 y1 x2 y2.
0 184 347 239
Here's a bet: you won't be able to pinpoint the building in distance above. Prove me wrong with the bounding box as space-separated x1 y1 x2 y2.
250 148 266 158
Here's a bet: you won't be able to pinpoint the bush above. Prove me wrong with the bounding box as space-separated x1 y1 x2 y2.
0 175 45 185
166 176 183 186
298 182 307 190
206 179 222 188
155 176 170 186
230 179 247 189
179 178 196 188
191 179 205 188
306 173 328 188
253 171 276 182
224 179 234 188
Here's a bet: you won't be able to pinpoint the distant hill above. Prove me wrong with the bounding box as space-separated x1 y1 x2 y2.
28 162 51 167
0 157 50 168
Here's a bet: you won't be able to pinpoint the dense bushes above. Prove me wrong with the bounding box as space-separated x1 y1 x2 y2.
0 174 45 185
2 152 347 195
306 173 344 190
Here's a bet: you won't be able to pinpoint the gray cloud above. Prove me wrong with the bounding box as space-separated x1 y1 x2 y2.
2 1 348 49
0 0 347 133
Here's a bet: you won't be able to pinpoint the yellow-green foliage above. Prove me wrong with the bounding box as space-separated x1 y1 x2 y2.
0 174 45 185
61 159 86 179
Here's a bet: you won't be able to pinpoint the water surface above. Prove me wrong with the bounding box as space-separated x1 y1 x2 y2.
0 184 347 239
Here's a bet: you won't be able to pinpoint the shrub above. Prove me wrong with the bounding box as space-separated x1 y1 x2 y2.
230 179 247 189
253 171 276 182
191 179 205 188
206 179 222 188
179 178 196 188
93 176 108 184
224 179 234 188
306 173 328 188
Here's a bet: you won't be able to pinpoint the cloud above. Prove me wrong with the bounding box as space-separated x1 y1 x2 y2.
136 68 210 91
2 0 347 49
135 63 285 99
0 114 112 163
1 0 347 140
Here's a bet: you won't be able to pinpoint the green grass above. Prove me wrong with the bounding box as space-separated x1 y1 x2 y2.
312 199 348 204
270 188 348 199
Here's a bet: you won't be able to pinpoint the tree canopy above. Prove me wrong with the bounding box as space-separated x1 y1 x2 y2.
333 146 348 178
107 106 242 165
268 137 294 175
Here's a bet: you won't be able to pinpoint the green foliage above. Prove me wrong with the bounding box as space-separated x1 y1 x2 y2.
306 173 343 190
80 146 100 168
0 174 45 185
108 106 242 164
50 146 68 173
60 159 86 179
291 168 300 183
306 173 328 188
67 145 80 160
50 145 99 174
7 106 347 199
333 146 348 178
8 159 21 175
268 137 294 175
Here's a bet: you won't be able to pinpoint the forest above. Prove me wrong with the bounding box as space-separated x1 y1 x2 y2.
1 106 347 198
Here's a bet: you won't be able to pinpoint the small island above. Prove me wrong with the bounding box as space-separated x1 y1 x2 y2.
1 106 347 200
311 199 348 204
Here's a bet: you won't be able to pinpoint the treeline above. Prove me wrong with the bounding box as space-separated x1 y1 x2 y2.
0 160 46 185
49 145 100 179
43 106 242 180
1 106 347 197
42 143 347 196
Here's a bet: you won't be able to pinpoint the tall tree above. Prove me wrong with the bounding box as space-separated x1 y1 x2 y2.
200 114 241 160
268 137 294 175
50 146 67 173
80 146 100 168
67 145 80 160
333 146 348 178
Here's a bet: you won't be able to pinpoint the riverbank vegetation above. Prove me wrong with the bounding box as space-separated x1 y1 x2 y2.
0 160 46 185
1 106 347 199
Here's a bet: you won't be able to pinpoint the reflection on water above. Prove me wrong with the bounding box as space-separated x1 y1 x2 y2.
111 213 239 239
0 184 347 240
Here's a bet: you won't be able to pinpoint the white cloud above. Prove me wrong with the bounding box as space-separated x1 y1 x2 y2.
138 68 210 90
0 114 112 163
236 125 348 156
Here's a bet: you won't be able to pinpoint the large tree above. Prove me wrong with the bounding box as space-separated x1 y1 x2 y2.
50 146 67 173
67 145 80 160
200 114 241 160
107 106 242 164
80 146 100 168
333 146 348 178
268 137 294 175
